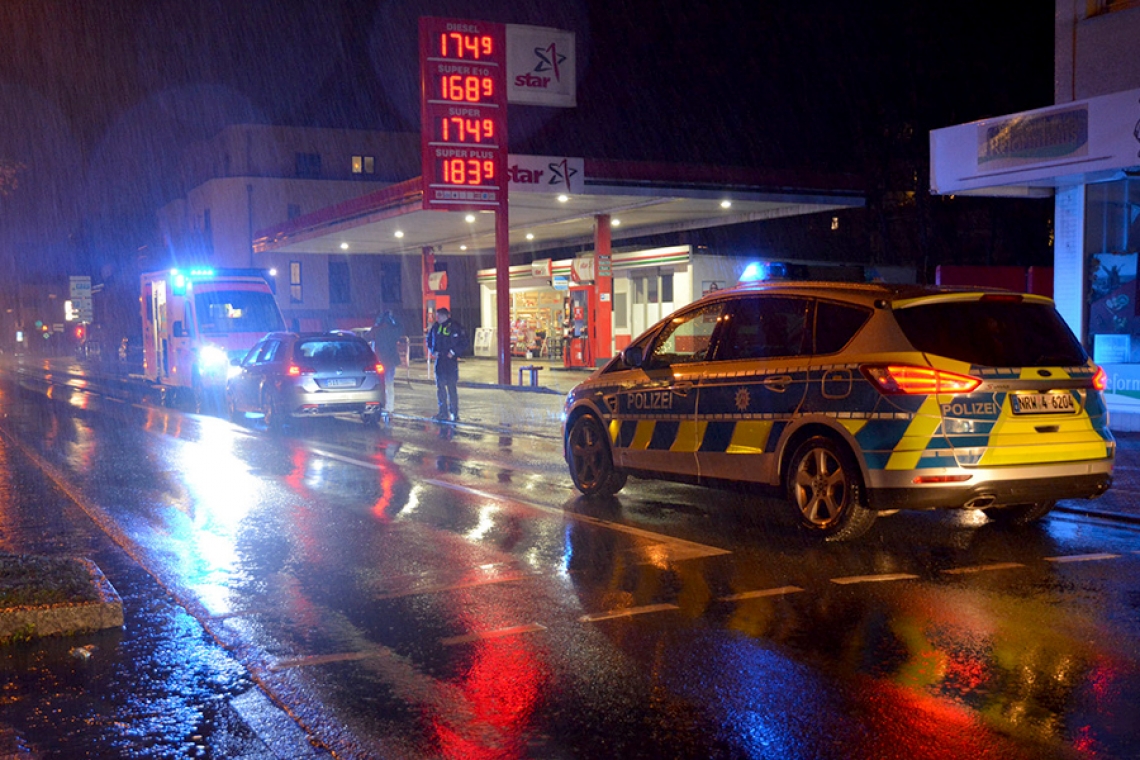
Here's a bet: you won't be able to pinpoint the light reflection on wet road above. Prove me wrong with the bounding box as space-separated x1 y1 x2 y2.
3 374 1140 758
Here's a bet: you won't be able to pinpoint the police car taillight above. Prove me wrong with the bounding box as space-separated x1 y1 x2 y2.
1093 365 1107 391
861 365 981 395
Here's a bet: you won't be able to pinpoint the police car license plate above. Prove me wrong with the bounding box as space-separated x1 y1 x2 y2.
1011 392 1076 414
325 378 356 388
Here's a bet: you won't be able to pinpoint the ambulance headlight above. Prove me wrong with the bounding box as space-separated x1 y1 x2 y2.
199 345 229 369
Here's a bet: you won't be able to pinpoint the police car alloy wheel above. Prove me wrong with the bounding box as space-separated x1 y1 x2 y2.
567 414 627 497
786 435 877 541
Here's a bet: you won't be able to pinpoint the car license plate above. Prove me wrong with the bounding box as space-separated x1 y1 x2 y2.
1011 391 1076 414
325 378 356 388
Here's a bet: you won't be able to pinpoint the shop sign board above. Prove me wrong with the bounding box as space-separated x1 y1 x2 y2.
930 86 1140 194
571 256 594 283
531 258 553 278
552 275 569 291
420 17 508 211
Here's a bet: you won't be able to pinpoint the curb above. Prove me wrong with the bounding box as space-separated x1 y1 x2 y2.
405 375 568 395
0 559 124 643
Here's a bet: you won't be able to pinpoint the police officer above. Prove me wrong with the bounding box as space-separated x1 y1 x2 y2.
426 307 465 422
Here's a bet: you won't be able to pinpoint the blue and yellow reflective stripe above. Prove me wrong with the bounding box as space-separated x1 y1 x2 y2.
671 420 708 452
725 420 773 454
885 396 944 470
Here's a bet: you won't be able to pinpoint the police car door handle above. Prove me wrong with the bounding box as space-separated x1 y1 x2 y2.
763 375 792 392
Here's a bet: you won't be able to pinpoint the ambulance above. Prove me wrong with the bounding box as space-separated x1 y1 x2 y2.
141 268 286 409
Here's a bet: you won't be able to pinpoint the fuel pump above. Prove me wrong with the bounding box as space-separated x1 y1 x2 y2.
564 286 593 368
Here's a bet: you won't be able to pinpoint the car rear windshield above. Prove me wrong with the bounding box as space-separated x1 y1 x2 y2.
296 339 374 367
893 298 1088 367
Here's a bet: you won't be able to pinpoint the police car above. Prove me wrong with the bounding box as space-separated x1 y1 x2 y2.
562 280 1114 541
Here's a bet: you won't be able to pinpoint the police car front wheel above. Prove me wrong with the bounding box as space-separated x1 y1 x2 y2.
786 436 876 542
567 414 627 497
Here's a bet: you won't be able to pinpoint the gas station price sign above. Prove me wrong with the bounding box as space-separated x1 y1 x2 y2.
419 18 507 211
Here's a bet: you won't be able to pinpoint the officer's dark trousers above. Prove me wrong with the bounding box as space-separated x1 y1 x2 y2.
435 359 459 418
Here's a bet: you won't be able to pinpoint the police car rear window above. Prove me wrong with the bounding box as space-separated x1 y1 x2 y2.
815 300 872 354
893 300 1087 367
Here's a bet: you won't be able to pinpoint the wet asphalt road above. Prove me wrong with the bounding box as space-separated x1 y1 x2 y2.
1 361 1140 758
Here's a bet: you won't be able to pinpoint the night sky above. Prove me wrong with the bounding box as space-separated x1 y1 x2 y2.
0 1 1055 279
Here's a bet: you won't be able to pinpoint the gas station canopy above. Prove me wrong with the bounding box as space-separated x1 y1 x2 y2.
253 157 864 258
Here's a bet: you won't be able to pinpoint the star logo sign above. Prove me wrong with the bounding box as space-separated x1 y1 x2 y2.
546 158 579 190
533 43 567 82
735 387 751 411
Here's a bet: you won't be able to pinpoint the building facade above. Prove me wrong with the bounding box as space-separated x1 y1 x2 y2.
156 124 428 331
930 0 1140 428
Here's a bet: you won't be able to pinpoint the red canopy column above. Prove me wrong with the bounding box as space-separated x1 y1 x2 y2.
593 214 613 364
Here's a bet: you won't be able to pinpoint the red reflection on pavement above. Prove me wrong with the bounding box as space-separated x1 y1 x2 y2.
851 677 1037 760
433 636 546 760
369 456 401 522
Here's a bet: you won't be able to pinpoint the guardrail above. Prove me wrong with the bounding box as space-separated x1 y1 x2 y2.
396 335 432 384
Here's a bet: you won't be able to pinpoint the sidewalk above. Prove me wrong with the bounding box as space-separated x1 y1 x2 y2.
385 356 589 438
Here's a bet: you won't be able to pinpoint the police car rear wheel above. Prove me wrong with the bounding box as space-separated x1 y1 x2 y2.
786 436 876 542
568 414 626 497
982 500 1055 527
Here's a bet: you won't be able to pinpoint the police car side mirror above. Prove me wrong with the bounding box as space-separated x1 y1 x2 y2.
623 345 645 368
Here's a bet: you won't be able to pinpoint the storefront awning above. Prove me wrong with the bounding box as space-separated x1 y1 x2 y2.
930 86 1140 198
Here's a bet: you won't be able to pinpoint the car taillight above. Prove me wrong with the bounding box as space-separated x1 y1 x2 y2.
369 363 384 374
861 364 981 395
1093 365 1107 391
287 365 316 377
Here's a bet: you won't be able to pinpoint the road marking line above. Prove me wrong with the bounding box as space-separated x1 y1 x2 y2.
269 649 386 671
1044 553 1121 563
830 573 919 585
373 572 535 601
719 585 804 602
308 446 387 470
941 562 1025 575
424 479 731 560
580 603 679 623
440 623 547 646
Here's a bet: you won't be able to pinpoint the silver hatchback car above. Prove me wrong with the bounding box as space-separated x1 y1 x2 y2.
225 331 385 430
